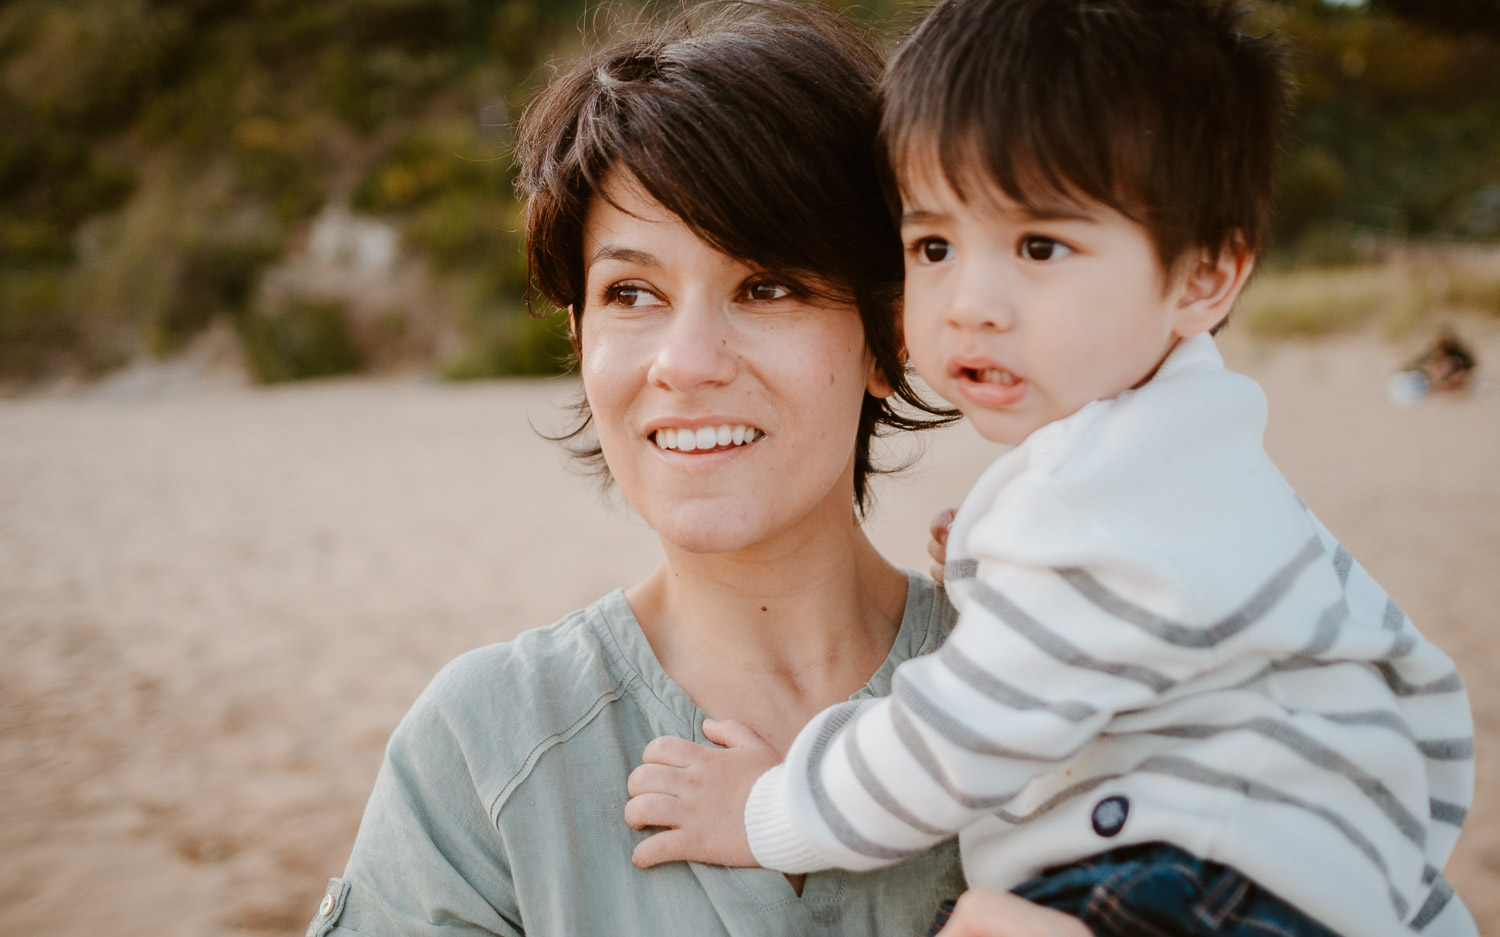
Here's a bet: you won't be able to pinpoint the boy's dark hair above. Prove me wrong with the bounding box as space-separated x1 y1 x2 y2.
515 0 954 512
882 0 1294 277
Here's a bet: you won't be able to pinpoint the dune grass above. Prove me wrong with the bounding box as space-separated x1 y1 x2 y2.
1238 251 1500 340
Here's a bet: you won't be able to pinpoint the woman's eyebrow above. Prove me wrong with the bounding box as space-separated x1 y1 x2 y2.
587 245 660 269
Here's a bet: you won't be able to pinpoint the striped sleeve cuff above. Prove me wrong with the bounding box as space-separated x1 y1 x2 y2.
745 764 833 874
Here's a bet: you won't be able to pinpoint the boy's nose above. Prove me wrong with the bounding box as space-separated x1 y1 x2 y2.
946 262 1014 332
648 300 737 390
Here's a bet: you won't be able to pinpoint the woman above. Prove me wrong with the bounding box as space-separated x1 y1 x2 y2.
305 4 968 935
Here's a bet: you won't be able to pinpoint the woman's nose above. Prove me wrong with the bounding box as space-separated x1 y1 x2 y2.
647 302 737 391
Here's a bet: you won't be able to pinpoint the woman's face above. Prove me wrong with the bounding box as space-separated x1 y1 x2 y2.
578 172 890 556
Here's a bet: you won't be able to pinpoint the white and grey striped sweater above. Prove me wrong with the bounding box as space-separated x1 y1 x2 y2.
745 334 1475 937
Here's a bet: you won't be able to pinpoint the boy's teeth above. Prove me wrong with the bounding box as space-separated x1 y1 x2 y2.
653 424 762 451
978 368 1019 386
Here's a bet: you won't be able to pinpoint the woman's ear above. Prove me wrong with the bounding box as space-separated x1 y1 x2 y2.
1171 236 1255 338
865 303 903 399
567 304 579 340
866 356 897 399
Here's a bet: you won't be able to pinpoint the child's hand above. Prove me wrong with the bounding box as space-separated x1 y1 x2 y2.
625 718 780 869
929 507 957 584
938 890 1092 937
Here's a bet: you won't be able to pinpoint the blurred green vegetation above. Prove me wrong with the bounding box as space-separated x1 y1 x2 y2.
239 298 364 382
2 0 1498 384
1253 0 1500 262
0 0 583 383
1239 253 1500 338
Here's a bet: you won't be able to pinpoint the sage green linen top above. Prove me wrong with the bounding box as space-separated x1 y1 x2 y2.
309 571 964 937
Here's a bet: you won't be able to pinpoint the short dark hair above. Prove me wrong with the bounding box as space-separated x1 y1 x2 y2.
882 0 1294 276
515 0 954 511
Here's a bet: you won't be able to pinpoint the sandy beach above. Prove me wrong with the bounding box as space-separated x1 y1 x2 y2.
2 325 1498 935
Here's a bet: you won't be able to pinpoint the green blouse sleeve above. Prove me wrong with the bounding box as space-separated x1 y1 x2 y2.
315 687 524 937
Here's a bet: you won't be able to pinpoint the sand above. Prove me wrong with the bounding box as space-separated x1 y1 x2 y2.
2 325 1498 935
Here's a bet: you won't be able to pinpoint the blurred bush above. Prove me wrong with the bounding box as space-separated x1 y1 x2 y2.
1252 0 1500 263
238 298 363 383
0 0 584 385
2 0 1498 386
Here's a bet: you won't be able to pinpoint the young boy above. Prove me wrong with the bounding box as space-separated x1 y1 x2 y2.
623 1 1476 934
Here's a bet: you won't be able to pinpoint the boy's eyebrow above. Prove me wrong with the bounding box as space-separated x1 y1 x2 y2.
900 204 1098 227
899 209 947 227
1020 204 1098 223
586 245 661 270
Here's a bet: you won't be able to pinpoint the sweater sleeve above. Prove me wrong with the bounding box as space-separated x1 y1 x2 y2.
744 532 1224 874
745 354 1347 875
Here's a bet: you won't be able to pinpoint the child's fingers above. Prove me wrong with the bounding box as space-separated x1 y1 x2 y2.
626 761 683 797
702 718 769 750
641 734 706 767
631 828 699 868
928 533 948 565
928 507 957 585
623 791 680 831
929 507 956 545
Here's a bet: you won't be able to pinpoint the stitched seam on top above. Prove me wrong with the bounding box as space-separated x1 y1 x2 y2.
592 597 700 735
489 677 628 816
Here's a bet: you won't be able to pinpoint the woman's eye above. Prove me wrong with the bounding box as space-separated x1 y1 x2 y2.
606 285 663 307
745 282 792 302
1019 237 1071 261
915 237 954 264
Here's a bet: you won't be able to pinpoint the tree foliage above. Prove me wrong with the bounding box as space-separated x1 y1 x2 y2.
2 0 1497 382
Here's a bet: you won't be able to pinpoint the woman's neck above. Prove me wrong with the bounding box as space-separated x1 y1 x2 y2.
625 518 907 754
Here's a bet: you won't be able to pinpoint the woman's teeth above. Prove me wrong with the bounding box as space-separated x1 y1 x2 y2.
653 424 762 451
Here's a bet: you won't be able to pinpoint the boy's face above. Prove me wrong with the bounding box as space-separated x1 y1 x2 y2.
899 161 1213 447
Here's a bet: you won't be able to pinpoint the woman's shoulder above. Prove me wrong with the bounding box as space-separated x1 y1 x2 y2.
394 594 638 804
446 600 622 685
904 569 957 646
424 596 632 720
864 570 956 697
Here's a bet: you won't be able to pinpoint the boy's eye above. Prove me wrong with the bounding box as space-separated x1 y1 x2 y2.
606 284 664 307
915 237 954 264
1019 237 1071 261
745 281 792 302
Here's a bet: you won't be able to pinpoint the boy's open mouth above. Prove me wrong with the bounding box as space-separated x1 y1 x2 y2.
961 366 1021 387
652 424 763 453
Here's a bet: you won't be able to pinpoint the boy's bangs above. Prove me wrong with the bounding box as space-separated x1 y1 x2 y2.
882 0 1293 272
886 76 1153 229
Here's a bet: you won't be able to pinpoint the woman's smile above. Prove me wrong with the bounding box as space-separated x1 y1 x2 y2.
650 423 765 453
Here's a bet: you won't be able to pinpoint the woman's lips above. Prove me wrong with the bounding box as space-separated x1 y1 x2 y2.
651 423 763 453
954 365 1028 408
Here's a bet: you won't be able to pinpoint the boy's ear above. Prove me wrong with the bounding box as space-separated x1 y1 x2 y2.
1171 236 1255 338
